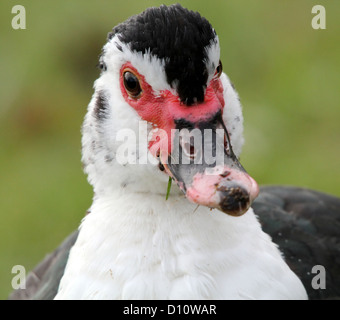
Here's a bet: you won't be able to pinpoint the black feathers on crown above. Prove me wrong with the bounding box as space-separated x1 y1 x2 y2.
107 4 217 106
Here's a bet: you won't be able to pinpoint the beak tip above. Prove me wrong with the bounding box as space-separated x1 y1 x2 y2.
217 186 252 216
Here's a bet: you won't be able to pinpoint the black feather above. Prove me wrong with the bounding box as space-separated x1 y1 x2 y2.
93 90 108 120
107 4 216 105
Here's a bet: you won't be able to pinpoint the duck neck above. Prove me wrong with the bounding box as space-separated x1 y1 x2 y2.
57 189 307 299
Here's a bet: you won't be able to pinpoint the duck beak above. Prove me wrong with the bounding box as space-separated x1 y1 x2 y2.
160 111 259 216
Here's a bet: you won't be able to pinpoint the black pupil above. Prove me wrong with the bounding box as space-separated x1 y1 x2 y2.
124 71 141 96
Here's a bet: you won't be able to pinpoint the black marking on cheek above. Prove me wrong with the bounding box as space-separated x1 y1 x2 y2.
94 91 108 120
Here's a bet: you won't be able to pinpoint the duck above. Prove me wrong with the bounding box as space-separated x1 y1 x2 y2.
9 4 340 300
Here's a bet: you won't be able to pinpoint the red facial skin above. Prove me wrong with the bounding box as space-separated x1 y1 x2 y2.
119 62 225 157
119 62 259 215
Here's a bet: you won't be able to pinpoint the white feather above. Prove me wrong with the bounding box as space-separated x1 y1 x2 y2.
55 192 306 299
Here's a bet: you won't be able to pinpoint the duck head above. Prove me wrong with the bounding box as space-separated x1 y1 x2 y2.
82 4 259 216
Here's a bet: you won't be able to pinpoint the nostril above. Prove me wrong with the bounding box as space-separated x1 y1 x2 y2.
180 137 198 160
183 142 196 159
219 170 231 178
187 143 196 158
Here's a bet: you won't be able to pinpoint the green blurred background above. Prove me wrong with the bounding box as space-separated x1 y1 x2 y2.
0 0 339 299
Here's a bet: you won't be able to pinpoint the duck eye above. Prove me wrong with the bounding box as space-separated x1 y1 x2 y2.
123 71 142 98
215 60 223 78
